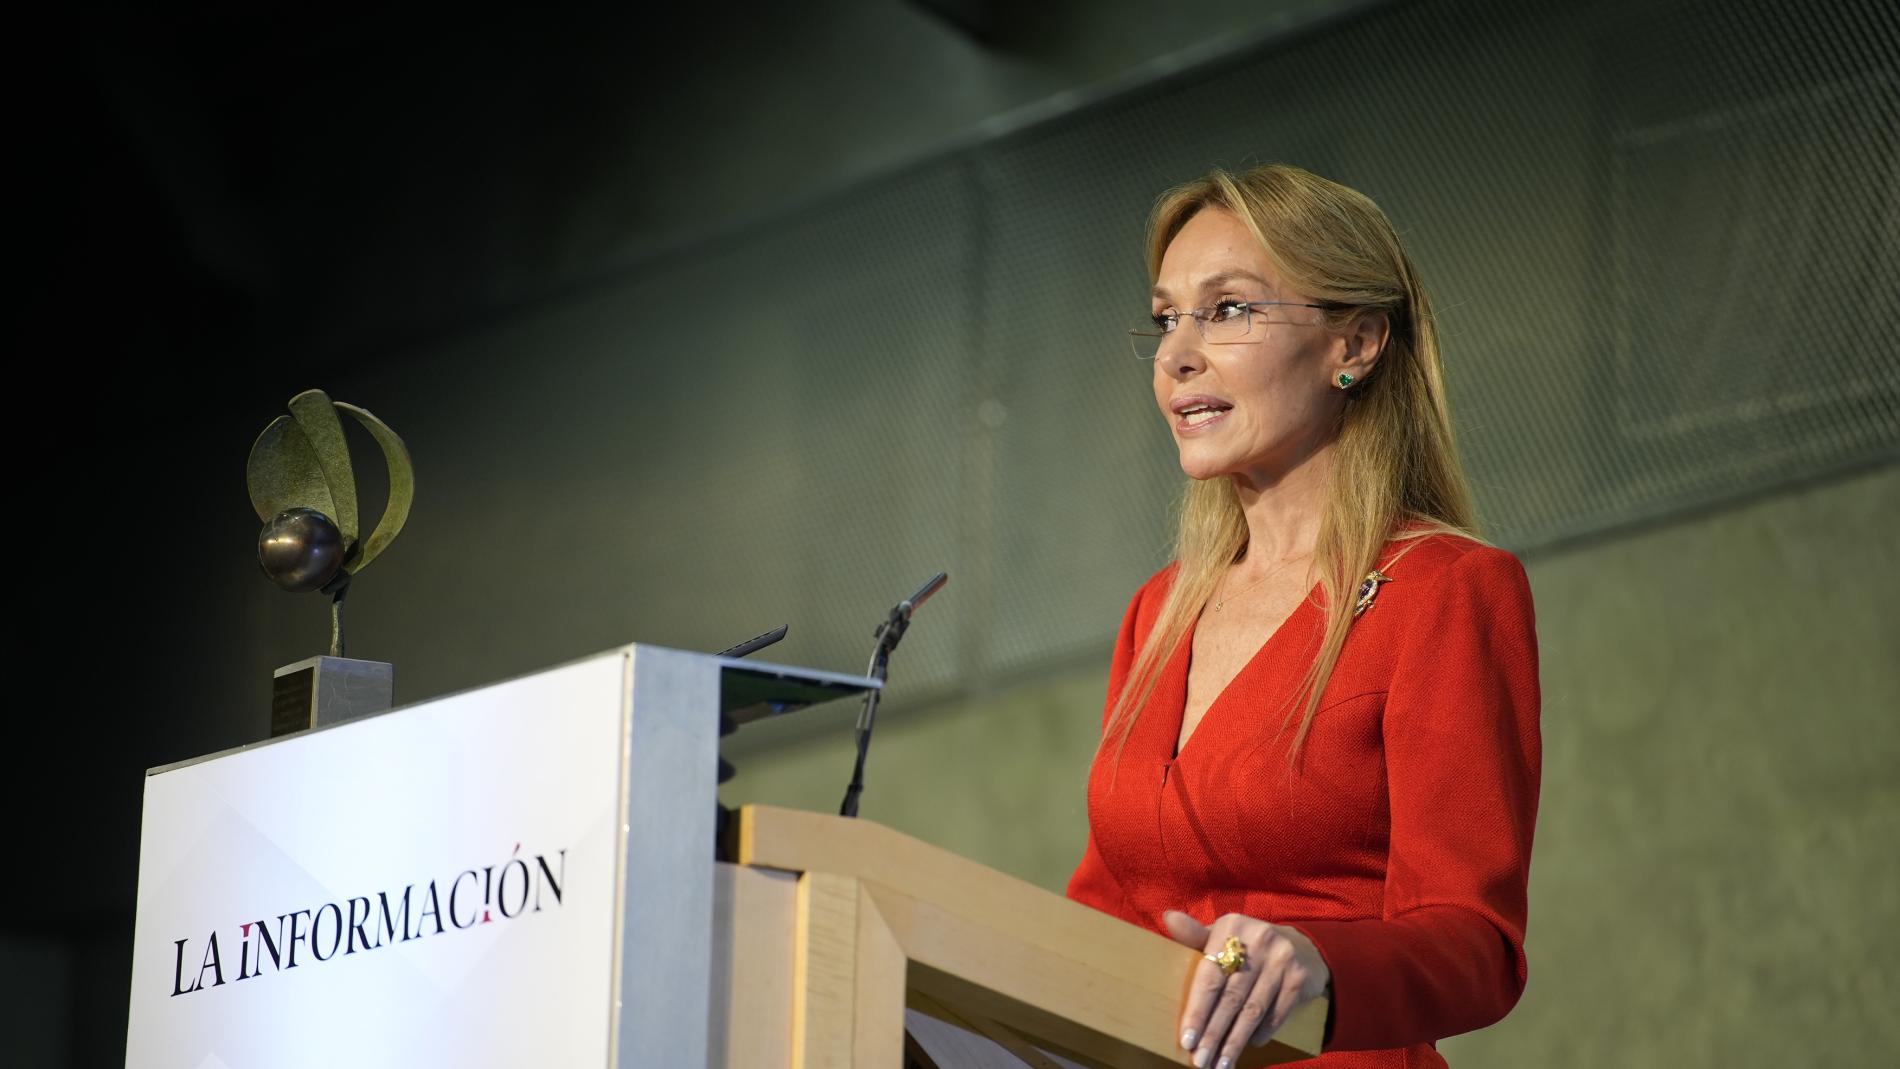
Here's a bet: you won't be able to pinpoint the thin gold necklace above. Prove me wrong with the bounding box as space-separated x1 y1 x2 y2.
1212 552 1310 612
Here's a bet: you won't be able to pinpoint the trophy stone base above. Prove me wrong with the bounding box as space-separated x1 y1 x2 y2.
271 656 394 738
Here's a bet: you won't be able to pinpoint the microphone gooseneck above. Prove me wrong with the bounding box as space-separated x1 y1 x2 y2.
839 571 947 818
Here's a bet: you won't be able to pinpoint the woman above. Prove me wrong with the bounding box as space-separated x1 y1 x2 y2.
1066 164 1541 1069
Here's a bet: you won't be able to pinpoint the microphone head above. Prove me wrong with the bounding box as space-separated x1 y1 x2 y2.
906 571 949 613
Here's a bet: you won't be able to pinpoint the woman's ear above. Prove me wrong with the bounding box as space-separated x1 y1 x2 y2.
1341 310 1391 379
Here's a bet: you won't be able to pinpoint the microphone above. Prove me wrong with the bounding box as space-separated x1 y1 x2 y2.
887 572 947 637
839 571 947 818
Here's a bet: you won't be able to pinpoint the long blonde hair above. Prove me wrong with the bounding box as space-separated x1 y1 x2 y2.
1104 164 1480 769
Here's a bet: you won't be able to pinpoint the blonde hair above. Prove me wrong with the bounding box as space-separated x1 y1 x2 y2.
1104 164 1480 769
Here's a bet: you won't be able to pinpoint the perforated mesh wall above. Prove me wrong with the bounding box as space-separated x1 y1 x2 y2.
384 0 1897 717
977 0 1893 686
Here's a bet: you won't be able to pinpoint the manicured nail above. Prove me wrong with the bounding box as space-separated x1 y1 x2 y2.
1193 1048 1211 1069
1181 1029 1198 1050
1217 1058 1232 1069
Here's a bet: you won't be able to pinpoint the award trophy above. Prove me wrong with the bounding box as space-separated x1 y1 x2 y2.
247 389 414 737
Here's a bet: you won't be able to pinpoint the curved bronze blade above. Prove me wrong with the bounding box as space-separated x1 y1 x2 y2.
246 415 337 523
287 389 358 545
336 402 413 573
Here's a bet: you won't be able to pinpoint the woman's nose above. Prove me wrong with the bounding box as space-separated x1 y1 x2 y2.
1155 331 1205 378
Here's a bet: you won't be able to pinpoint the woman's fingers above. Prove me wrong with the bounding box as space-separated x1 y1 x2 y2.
1173 915 1332 1064
1169 911 1218 1050
1178 916 1261 1063
1222 969 1290 1068
1248 926 1327 1043
1192 959 1261 1069
1249 964 1305 1045
1219 940 1298 1066
1163 909 1210 948
1178 940 1232 1052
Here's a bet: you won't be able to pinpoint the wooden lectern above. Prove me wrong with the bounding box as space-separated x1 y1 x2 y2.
716 806 1325 1068
126 644 1322 1067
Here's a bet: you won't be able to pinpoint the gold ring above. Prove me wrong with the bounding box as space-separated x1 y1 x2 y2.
1204 935 1246 977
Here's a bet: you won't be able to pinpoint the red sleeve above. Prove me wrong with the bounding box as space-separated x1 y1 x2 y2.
1284 546 1542 1050
1066 567 1164 913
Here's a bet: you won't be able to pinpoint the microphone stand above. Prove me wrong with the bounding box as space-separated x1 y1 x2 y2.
839 571 946 819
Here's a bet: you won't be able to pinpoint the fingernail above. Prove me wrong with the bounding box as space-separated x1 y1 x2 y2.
1181 1029 1198 1049
1193 1048 1211 1069
1217 1059 1232 1069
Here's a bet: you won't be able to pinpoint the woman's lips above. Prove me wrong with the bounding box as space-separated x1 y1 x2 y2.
1175 408 1230 434
1170 397 1234 434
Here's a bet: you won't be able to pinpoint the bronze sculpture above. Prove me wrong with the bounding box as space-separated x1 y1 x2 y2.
247 389 413 659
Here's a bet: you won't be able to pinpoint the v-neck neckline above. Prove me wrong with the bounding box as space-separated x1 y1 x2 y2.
1167 581 1323 762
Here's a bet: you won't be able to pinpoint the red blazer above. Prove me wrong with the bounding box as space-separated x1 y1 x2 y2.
1067 535 1541 1068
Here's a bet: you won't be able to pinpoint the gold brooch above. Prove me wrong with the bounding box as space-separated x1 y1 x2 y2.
1353 570 1393 617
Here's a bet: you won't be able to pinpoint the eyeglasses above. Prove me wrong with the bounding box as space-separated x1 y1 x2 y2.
1128 298 1330 360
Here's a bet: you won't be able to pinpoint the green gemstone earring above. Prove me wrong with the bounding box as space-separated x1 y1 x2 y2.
1336 372 1355 389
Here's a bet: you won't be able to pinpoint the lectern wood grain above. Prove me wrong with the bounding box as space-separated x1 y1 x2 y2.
738 804 1324 1067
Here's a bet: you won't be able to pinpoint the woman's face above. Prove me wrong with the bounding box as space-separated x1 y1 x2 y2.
1149 209 1365 489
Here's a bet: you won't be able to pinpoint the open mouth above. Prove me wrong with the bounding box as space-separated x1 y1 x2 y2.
1175 400 1232 428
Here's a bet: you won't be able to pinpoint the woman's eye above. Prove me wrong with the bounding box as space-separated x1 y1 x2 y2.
1150 312 1177 331
1211 299 1250 322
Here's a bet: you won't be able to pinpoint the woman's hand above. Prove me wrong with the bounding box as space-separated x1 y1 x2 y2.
1163 910 1330 1068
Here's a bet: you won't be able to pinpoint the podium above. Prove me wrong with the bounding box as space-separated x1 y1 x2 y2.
127 644 1323 1067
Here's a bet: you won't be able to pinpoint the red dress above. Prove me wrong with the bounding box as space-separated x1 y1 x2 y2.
1066 535 1541 1068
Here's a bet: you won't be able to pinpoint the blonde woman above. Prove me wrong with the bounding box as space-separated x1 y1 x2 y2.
1066 165 1541 1069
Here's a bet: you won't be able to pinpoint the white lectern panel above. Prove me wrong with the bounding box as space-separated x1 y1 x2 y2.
128 651 630 1068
